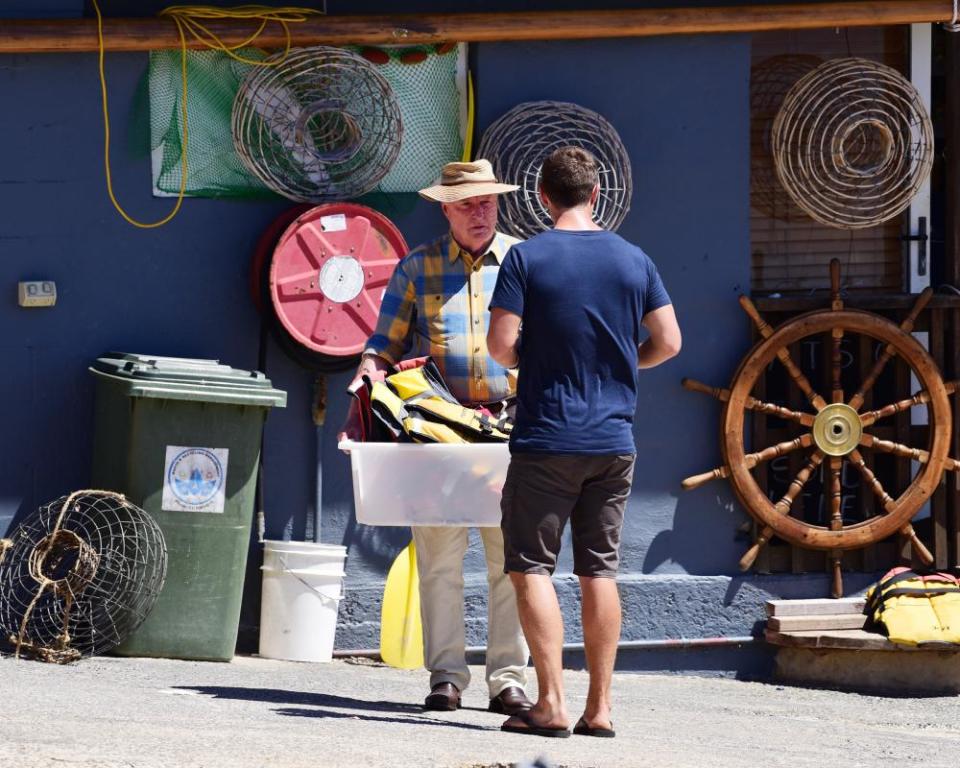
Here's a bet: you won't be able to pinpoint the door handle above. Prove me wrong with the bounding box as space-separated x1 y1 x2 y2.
902 216 929 277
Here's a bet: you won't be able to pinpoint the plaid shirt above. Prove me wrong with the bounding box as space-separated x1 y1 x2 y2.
365 231 520 405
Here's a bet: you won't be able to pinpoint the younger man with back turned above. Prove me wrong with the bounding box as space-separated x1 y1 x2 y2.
487 147 682 738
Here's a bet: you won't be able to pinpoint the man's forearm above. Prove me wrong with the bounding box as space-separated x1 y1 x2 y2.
490 342 519 369
487 308 523 368
637 338 681 369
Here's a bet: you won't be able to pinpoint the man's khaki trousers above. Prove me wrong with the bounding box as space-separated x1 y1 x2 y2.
412 525 529 697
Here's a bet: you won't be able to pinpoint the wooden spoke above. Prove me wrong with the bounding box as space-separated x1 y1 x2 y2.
772 347 827 411
739 451 824 571
848 346 896 412
901 523 934 566
829 259 843 311
773 450 824 516
848 449 895 514
828 457 843 531
738 295 774 337
860 436 960 476
682 434 814 491
860 381 959 427
831 327 844 404
848 287 933 411
746 398 816 427
749 434 814 470
681 378 727 401
830 551 844 598
682 380 816 426
739 525 773 571
829 259 844 405
859 433 930 464
739 296 827 411
863 436 960 475
681 466 729 490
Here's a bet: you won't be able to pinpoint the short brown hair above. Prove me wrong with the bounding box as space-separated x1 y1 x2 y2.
540 147 600 209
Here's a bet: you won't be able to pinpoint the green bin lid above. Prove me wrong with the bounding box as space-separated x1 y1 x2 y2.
90 353 287 408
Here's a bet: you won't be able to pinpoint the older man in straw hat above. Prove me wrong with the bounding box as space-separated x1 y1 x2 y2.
339 159 532 715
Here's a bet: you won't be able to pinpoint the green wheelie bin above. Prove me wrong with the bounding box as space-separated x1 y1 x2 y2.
89 353 286 661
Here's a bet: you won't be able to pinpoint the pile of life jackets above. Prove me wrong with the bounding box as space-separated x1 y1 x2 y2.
348 357 513 445
864 567 960 645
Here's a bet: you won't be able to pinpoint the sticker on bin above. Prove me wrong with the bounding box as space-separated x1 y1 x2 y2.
162 446 229 513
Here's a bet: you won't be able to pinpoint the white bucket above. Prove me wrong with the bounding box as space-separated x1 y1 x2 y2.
263 539 346 575
259 540 348 663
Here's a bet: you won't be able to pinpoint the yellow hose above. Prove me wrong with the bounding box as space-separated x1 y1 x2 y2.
93 3 321 228
461 71 475 163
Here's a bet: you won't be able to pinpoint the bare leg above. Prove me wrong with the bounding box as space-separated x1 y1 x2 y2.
502 572 569 730
578 575 620 729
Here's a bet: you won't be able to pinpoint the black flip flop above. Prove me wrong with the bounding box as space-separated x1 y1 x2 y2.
573 717 616 738
500 710 571 738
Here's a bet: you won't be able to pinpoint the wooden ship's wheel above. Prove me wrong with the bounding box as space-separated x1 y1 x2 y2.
683 261 960 597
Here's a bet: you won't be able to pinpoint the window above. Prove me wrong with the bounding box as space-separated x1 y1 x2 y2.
751 28 912 294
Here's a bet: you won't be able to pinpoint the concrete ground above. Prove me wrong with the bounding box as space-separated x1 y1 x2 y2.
2 653 959 768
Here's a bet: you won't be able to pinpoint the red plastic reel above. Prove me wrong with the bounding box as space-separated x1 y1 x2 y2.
269 203 408 359
249 205 312 314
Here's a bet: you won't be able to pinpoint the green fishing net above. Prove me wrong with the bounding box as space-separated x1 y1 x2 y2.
149 44 465 199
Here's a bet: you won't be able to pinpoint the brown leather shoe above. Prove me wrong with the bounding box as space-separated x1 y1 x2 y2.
488 686 533 715
424 682 461 711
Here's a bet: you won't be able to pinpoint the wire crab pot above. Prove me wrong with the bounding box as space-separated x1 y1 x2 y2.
477 101 632 239
772 58 933 230
0 490 167 663
232 46 403 202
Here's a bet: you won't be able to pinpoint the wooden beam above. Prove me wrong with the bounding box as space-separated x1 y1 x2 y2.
0 2 952 53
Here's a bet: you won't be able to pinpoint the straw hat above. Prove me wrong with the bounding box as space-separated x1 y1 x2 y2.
418 159 519 203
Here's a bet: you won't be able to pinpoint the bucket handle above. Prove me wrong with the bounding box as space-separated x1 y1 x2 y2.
275 553 347 578
282 566 345 609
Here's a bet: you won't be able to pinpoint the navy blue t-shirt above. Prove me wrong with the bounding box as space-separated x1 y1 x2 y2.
489 229 671 455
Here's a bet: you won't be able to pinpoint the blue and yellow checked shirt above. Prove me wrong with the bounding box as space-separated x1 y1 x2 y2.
365 231 521 405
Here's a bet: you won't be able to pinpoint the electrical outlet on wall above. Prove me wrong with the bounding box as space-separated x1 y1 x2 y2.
18 281 57 308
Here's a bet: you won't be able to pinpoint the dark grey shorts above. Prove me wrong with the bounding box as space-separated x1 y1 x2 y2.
500 453 636 578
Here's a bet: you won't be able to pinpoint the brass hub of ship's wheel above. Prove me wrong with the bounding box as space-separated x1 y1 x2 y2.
681 260 960 597
811 404 862 457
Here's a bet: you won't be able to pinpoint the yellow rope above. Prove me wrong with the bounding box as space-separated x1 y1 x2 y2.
159 6 322 66
92 4 322 229
461 71 474 163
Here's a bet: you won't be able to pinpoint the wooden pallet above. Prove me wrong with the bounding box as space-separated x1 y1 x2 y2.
765 597 865 617
766 596 960 650
765 597 960 693
765 597 867 635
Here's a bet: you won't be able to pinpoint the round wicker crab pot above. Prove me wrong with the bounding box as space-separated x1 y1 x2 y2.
772 58 933 230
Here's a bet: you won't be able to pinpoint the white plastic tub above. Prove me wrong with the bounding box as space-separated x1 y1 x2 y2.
341 441 509 526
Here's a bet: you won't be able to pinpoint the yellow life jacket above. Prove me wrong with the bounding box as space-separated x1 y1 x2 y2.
369 359 512 444
864 568 960 645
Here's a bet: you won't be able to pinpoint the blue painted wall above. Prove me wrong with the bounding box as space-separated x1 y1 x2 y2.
0 16 844 674
475 34 753 576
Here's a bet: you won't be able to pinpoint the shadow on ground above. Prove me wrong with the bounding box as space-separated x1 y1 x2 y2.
178 686 494 731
